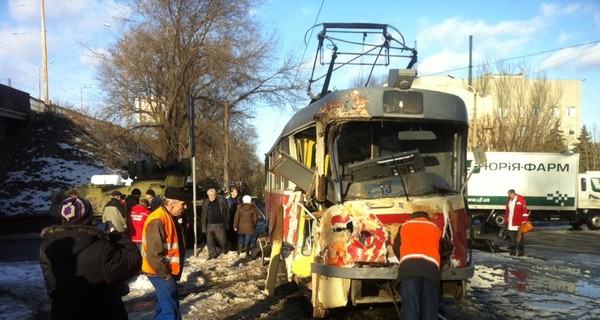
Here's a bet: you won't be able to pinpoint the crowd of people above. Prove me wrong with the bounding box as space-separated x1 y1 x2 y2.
43 184 524 319
41 185 263 320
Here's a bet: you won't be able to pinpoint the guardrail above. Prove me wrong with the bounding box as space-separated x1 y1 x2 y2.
30 97 114 128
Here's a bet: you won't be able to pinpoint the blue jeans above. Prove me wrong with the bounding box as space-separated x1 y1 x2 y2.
400 277 439 320
147 275 181 320
238 234 252 247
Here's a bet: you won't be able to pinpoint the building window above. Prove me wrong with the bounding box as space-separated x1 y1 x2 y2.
498 106 507 117
568 126 576 135
567 107 576 117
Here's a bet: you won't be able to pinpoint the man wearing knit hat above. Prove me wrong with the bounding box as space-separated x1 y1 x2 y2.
39 189 142 320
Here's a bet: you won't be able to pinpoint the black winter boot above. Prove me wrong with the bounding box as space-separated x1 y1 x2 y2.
237 244 243 255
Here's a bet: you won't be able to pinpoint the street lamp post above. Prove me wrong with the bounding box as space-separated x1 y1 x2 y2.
41 0 49 107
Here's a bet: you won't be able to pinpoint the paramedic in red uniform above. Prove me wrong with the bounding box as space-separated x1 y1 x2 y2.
394 211 442 320
504 189 529 256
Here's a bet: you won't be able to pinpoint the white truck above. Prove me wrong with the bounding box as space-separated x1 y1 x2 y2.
467 152 600 230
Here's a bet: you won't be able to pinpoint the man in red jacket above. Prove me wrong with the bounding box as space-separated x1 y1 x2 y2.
504 189 529 256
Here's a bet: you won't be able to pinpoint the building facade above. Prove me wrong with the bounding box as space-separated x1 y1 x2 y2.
413 75 582 149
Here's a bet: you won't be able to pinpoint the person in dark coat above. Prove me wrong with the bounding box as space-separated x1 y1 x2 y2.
125 188 142 215
39 193 142 320
226 186 241 251
145 189 162 212
233 195 258 255
201 188 230 259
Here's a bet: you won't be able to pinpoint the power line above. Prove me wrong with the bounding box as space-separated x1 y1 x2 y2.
6 1 39 9
0 41 96 99
421 39 600 77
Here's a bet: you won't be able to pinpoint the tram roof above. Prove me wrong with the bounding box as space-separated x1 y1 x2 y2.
277 86 467 137
265 87 468 156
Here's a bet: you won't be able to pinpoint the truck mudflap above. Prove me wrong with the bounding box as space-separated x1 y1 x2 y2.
311 262 475 281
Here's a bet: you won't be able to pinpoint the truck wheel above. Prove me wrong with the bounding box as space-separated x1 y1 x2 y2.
487 212 504 229
585 212 600 230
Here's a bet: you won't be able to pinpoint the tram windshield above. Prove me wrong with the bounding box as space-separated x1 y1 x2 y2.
335 121 463 200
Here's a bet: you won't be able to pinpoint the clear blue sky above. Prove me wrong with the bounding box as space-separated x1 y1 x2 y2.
1 0 599 158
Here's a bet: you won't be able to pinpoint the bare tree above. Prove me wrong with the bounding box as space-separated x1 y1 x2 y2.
350 73 387 88
94 0 305 189
470 61 567 152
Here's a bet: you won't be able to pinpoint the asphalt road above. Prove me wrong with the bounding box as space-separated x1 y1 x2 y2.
0 215 52 262
2 220 599 319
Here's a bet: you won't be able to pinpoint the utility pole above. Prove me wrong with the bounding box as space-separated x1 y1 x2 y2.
41 0 50 108
468 35 477 147
223 101 230 191
468 35 473 88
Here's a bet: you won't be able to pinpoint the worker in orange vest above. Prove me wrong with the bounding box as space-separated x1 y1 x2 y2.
394 211 442 320
141 187 190 320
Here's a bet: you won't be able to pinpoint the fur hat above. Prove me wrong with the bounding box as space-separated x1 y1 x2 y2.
60 197 92 225
242 195 252 204
164 187 191 201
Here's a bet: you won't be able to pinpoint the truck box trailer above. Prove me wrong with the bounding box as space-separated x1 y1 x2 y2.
467 152 600 230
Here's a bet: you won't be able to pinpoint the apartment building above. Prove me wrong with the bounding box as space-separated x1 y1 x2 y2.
413 74 582 149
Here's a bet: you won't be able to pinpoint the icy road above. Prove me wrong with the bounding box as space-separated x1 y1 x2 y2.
0 222 599 319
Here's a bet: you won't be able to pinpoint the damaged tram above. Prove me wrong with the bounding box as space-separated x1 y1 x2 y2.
263 23 474 317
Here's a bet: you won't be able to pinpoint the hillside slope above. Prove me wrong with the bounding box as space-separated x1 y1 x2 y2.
0 111 147 216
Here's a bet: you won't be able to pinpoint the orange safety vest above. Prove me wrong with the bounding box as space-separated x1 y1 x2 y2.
399 217 442 268
141 207 181 276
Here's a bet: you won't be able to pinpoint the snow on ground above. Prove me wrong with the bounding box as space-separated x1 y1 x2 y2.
0 244 307 320
2 239 600 320
0 152 115 214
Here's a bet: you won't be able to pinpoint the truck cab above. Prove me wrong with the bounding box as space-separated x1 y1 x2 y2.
576 172 600 230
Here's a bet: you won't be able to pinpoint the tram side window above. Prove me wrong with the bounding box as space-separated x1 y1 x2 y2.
293 127 317 170
272 139 291 190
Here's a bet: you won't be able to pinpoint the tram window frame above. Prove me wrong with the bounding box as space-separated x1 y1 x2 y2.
293 127 317 170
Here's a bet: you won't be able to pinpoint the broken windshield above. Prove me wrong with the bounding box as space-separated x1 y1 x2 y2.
335 121 460 199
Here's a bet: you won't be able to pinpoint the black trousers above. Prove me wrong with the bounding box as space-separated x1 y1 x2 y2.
508 230 525 254
206 223 228 258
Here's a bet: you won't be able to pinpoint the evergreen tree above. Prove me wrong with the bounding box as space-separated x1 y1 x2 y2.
573 126 592 173
543 122 568 153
